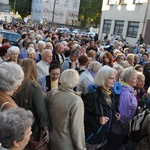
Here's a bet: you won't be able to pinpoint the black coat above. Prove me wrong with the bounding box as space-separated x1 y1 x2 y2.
84 87 116 144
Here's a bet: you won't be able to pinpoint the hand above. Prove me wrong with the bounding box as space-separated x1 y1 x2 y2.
43 128 49 143
72 62 76 67
115 112 121 121
99 116 109 125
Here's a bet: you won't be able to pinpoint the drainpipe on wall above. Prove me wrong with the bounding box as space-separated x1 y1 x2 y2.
141 0 150 35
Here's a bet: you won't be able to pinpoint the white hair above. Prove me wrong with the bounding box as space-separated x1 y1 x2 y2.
113 64 124 74
73 44 81 50
37 40 45 47
0 107 34 149
121 67 137 82
60 69 79 89
36 34 43 41
126 53 134 60
0 62 24 91
27 47 36 54
61 41 68 47
94 65 117 86
88 61 102 73
7 46 20 56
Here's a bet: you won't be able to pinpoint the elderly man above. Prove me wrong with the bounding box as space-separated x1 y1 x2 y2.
61 49 79 72
7 46 21 64
37 40 45 61
36 49 53 79
53 43 65 65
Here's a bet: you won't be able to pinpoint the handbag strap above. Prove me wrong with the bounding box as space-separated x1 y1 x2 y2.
99 102 104 116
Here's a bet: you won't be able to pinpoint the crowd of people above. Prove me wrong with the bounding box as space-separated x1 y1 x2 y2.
0 21 150 150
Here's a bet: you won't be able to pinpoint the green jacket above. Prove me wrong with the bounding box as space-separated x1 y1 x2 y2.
14 79 51 136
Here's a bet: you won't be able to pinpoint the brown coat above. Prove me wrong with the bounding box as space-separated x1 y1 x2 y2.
0 90 17 111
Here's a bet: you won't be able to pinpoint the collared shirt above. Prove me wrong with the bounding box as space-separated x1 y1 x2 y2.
36 60 50 79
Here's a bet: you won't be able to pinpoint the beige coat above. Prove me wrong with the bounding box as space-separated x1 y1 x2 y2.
47 88 86 150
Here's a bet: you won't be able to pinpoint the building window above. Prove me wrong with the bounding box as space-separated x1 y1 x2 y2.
113 20 124 35
107 0 115 5
102 20 111 33
133 0 142 4
126 21 139 38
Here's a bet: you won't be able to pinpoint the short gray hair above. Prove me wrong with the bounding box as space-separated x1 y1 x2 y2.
73 44 81 50
0 107 34 149
27 47 36 55
37 40 45 47
94 65 117 86
126 53 134 60
0 62 24 91
70 49 79 57
88 61 102 73
7 46 20 56
113 64 124 75
42 49 52 58
121 67 137 82
60 69 79 89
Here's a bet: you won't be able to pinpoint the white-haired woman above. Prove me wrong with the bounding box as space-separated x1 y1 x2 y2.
84 65 119 150
7 46 21 64
106 67 138 150
47 69 86 150
0 62 24 111
0 107 34 150
27 47 38 63
76 61 102 95
113 64 124 82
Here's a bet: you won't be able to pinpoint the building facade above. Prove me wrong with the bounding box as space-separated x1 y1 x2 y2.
31 0 81 25
0 0 12 22
99 0 150 45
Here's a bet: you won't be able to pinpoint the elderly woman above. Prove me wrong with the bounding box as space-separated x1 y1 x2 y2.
45 42 53 51
134 72 146 106
7 46 21 64
113 64 124 82
0 62 24 111
126 53 135 67
14 58 51 147
76 61 102 95
84 65 119 150
106 67 138 150
47 69 86 150
27 47 38 63
0 107 34 150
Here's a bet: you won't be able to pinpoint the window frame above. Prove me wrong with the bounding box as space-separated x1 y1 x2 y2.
102 19 111 34
133 0 143 4
126 21 139 38
113 20 124 36
107 0 115 5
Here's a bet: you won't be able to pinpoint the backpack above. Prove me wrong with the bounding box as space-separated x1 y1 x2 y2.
128 109 150 142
